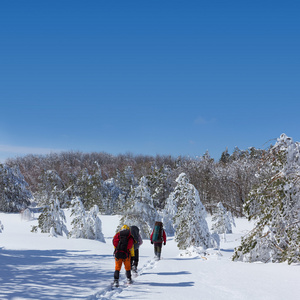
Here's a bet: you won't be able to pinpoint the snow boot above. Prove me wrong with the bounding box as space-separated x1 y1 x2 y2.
126 270 132 284
113 279 119 288
132 265 137 273
113 270 120 288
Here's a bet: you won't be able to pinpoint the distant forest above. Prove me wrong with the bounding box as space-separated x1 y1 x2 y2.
3 146 266 216
3 135 299 264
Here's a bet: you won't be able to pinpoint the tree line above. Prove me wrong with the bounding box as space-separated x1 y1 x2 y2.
1 134 299 264
1 146 264 216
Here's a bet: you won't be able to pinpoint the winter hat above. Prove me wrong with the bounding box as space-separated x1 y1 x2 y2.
121 224 130 230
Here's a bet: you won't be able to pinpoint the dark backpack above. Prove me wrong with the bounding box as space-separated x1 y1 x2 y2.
152 221 163 243
130 225 140 249
115 229 130 259
130 225 139 243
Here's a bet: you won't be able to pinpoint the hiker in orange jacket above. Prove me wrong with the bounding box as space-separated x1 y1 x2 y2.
112 224 135 286
150 222 167 260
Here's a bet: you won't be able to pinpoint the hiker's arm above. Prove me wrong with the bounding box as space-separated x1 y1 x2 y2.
113 233 120 248
139 235 143 246
150 231 153 242
163 231 167 244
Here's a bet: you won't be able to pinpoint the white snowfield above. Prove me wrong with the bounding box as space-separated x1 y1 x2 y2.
0 211 299 300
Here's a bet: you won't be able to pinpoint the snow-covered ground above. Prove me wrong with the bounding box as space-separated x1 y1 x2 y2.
0 211 299 300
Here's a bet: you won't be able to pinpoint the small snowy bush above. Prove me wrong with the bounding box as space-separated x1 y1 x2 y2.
179 246 207 259
21 208 34 221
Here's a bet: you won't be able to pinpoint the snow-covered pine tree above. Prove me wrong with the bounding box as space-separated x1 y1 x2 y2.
233 134 300 264
89 168 105 212
146 164 173 210
119 176 157 238
162 189 177 236
34 170 67 207
102 178 122 214
69 197 87 238
211 202 235 242
73 168 104 212
220 147 230 164
227 211 236 231
164 172 190 236
116 193 126 213
0 163 32 212
173 173 212 250
85 205 105 242
32 195 68 236
115 166 137 204
69 197 105 241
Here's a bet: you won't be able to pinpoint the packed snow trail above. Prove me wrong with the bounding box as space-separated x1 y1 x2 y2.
88 258 159 299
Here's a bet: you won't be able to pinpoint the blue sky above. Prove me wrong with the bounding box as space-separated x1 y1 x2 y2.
1 0 300 162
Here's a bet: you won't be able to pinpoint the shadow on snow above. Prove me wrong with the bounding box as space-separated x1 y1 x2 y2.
136 270 194 289
138 281 194 287
145 271 192 276
0 248 112 300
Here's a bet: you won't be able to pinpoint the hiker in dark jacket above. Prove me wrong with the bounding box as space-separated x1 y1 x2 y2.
130 225 143 273
112 224 135 286
150 222 167 260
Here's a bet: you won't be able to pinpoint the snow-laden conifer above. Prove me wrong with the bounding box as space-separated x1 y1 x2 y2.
34 170 66 207
119 176 157 238
163 172 190 235
162 190 177 236
73 168 104 212
146 164 173 210
69 197 105 241
32 196 68 236
172 173 212 250
0 163 32 212
85 205 105 242
233 134 300 264
69 197 86 238
116 166 137 200
211 202 235 242
102 178 122 214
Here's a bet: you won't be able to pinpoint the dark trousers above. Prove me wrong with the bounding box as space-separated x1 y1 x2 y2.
154 243 162 259
131 248 139 268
